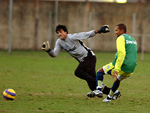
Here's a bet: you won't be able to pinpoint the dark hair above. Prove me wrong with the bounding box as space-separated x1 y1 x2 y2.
55 24 68 34
117 23 127 33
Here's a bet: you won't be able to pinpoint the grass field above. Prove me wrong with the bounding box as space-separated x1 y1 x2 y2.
0 50 150 113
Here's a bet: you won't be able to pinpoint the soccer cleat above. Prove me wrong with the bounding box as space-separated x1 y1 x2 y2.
112 90 121 100
87 91 95 97
87 90 103 98
103 95 112 103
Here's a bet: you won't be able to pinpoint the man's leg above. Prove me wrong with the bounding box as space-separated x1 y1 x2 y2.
96 68 105 91
87 68 105 97
103 74 128 103
103 79 120 103
74 56 96 91
87 62 121 98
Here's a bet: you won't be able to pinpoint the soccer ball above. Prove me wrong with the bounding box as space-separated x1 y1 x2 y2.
3 88 16 100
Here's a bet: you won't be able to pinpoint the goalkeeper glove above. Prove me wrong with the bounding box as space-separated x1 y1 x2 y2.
97 25 110 33
42 41 51 52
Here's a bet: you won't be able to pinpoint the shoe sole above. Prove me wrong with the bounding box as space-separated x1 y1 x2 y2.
87 93 95 97
112 93 121 100
103 100 111 103
87 93 103 98
96 93 103 98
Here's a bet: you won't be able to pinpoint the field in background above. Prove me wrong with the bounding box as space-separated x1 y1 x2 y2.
0 50 150 113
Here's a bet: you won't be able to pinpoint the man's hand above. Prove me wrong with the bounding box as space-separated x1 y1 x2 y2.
112 70 118 81
97 25 110 33
42 41 51 52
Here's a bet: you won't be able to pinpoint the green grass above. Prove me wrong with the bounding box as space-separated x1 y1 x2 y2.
0 50 150 113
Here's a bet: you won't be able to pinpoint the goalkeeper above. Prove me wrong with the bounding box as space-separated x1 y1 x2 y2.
42 24 109 92
87 23 137 102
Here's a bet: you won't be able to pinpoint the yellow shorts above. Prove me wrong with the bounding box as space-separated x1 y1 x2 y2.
103 62 132 81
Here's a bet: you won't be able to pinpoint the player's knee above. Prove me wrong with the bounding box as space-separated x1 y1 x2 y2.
74 69 86 80
97 67 104 73
74 69 81 77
